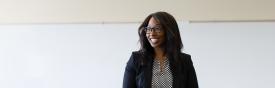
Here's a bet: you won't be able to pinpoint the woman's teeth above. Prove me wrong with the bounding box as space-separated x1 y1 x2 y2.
151 39 158 43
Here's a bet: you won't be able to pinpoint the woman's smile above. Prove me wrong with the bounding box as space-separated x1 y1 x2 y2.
146 17 165 48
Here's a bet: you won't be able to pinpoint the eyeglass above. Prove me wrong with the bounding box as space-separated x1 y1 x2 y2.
144 26 163 33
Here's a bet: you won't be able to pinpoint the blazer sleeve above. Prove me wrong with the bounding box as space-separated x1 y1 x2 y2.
123 52 137 88
186 54 199 88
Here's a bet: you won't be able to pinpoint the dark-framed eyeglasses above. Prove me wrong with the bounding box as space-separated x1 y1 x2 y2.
144 26 163 34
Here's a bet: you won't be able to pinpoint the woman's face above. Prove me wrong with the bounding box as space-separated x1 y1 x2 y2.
146 17 165 49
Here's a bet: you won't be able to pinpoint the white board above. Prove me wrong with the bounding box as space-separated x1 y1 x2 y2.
0 22 275 88
183 22 275 88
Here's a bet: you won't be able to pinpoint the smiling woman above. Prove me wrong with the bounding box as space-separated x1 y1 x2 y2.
123 11 199 88
145 17 165 49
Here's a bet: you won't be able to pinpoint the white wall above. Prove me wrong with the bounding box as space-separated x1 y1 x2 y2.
183 22 275 88
0 22 275 88
0 24 140 88
1 0 275 23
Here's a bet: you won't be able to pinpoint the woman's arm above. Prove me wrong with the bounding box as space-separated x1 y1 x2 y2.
186 55 199 88
123 53 137 88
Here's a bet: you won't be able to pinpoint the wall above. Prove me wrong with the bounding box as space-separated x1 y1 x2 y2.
1 0 275 23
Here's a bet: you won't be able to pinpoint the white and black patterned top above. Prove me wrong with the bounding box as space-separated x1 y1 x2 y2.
151 58 173 88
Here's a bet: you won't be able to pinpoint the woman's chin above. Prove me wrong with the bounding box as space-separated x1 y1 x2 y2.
150 43 161 48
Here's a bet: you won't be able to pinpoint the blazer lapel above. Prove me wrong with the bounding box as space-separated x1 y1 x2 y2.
143 56 153 88
169 57 180 88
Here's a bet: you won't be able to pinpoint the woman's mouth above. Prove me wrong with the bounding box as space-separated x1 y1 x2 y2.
150 38 159 44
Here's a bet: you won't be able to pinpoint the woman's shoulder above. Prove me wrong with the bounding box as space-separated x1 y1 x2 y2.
179 52 193 64
130 51 143 60
131 51 142 56
127 51 143 65
180 52 191 58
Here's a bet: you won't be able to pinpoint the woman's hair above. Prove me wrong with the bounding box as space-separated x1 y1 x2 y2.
138 11 183 63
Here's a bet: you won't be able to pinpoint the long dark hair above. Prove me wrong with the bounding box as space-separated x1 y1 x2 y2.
138 11 183 64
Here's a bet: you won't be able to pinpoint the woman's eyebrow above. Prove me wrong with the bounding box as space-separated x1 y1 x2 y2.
148 24 161 27
155 24 161 26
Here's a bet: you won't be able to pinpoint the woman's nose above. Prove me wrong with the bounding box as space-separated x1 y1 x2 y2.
148 31 157 36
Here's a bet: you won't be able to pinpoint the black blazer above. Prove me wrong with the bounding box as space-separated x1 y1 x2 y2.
123 51 198 88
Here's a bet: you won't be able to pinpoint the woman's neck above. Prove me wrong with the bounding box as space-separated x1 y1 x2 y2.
154 47 165 59
154 47 166 72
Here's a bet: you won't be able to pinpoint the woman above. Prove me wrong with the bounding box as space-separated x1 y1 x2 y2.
123 11 198 88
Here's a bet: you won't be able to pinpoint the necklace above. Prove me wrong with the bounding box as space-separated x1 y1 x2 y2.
154 56 167 72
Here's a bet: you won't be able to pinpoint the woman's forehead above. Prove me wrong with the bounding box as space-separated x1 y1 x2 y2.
148 17 161 26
